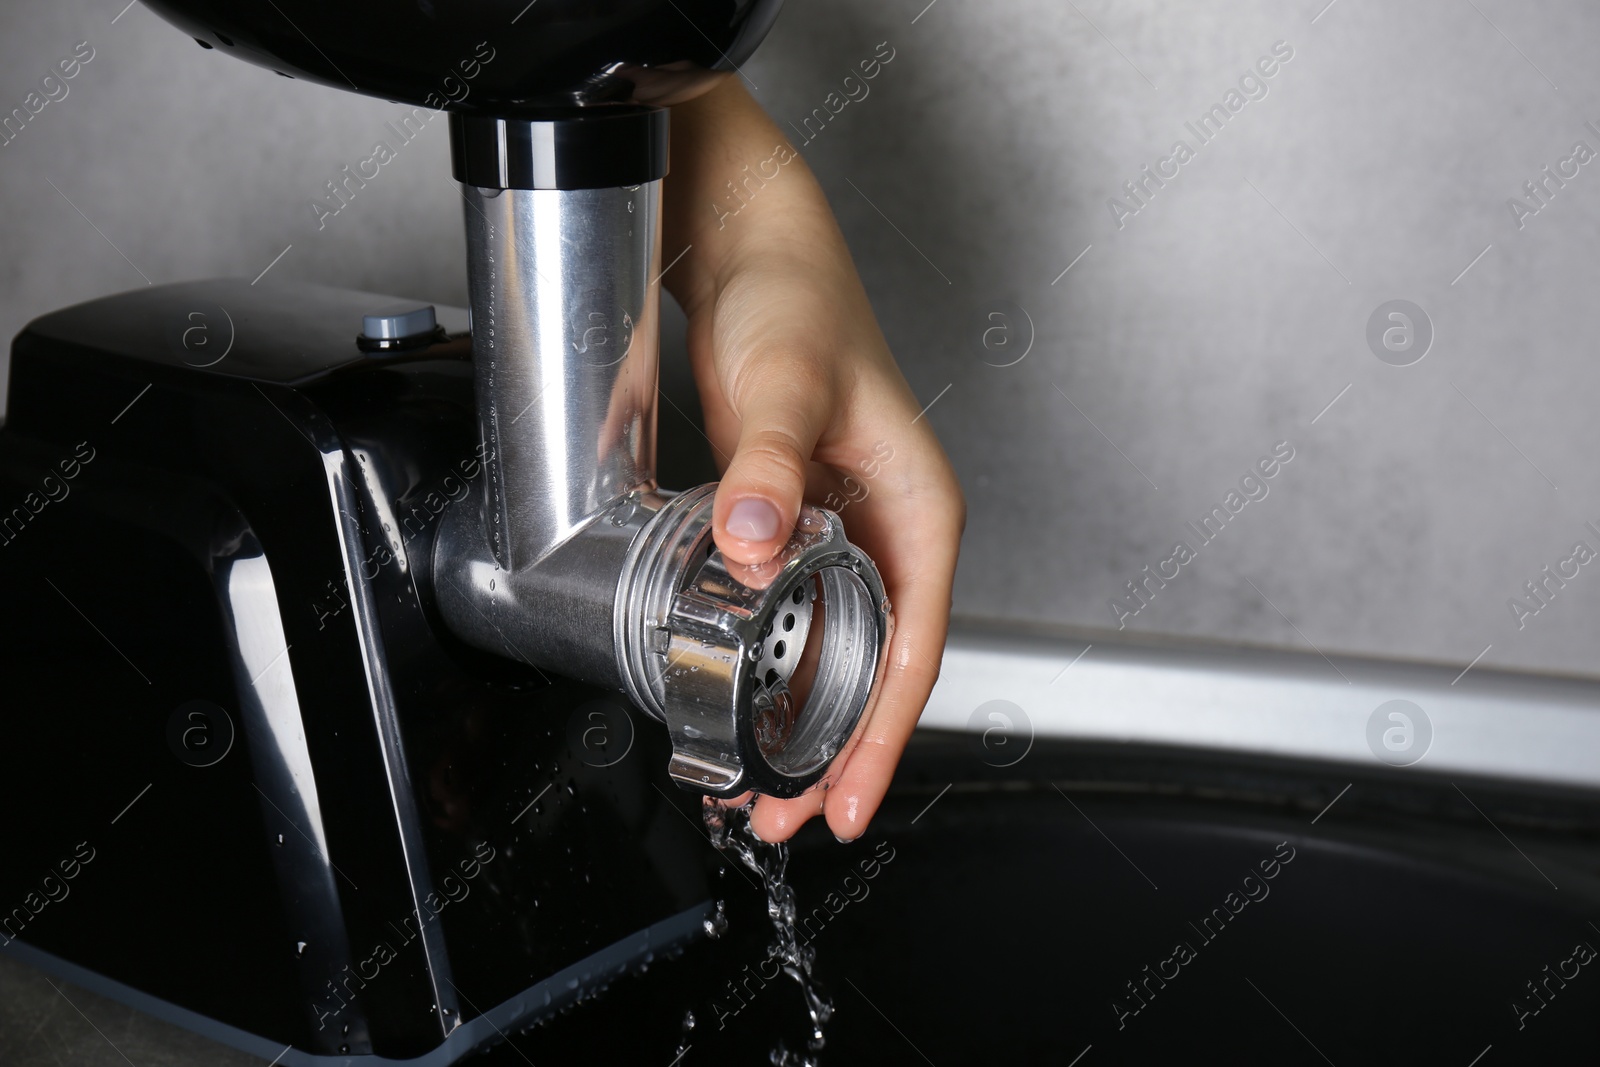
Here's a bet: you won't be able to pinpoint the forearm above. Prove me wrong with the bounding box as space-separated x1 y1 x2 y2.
662 77 853 319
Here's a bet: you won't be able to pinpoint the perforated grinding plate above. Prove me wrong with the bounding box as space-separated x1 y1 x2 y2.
754 577 816 690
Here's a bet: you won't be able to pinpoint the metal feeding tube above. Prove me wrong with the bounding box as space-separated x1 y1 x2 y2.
432 110 890 798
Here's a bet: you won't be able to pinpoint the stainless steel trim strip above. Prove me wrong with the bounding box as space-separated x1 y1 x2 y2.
921 623 1600 790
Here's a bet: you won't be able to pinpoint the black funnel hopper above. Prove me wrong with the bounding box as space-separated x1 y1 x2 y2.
142 0 783 111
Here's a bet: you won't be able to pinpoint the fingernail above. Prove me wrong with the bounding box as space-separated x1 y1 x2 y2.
726 498 780 542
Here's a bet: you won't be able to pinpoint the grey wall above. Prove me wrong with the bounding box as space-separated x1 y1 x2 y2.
3 0 1598 680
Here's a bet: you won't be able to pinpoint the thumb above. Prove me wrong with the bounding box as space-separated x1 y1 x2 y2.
712 353 835 565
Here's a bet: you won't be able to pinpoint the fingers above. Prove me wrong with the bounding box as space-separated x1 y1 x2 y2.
822 570 954 841
826 431 964 839
712 349 838 565
747 437 965 843
746 538 957 844
749 789 826 843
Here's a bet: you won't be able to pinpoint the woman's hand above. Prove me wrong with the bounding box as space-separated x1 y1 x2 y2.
664 78 965 843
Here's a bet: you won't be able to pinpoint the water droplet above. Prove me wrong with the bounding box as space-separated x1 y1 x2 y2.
295 941 306 957
702 900 728 940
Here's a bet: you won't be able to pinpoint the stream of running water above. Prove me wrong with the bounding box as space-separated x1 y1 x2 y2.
703 797 834 1066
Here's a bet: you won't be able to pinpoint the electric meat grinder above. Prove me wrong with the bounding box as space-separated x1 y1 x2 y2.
0 2 890 1062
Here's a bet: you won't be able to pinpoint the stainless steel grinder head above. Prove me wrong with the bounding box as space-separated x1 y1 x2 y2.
617 485 890 798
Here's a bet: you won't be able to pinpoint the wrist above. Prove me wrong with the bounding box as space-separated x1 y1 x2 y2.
663 80 834 313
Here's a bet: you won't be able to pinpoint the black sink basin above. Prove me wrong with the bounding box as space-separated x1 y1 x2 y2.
473 733 1600 1065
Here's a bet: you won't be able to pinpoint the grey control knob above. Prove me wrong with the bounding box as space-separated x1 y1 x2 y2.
359 302 438 350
